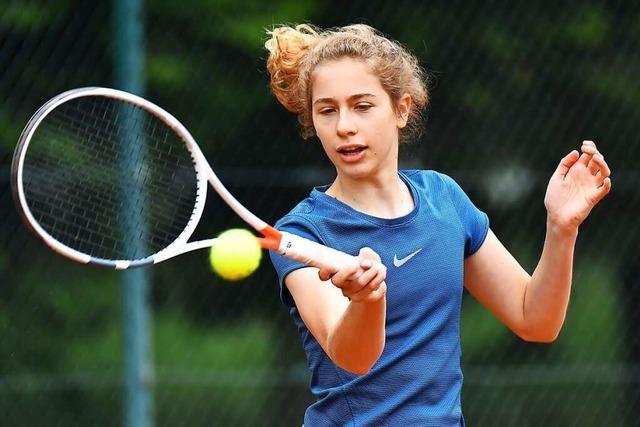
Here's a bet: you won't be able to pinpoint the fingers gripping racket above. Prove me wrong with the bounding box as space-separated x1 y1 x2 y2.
11 87 355 271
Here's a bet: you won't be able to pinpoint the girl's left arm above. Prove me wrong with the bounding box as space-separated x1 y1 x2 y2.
464 141 611 342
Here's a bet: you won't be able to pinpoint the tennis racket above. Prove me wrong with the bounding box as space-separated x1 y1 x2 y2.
11 87 356 271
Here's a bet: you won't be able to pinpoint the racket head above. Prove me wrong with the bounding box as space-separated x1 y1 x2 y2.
11 87 209 268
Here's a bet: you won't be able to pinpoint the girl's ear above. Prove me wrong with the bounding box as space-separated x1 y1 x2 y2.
396 94 412 128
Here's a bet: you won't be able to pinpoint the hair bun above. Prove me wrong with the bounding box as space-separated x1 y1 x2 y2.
265 24 320 113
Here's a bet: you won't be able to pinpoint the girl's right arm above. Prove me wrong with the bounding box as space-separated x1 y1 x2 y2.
284 247 387 375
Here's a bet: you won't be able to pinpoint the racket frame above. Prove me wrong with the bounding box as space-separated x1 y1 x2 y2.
12 87 355 272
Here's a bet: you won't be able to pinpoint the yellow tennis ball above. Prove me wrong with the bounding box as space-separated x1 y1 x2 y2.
209 229 262 281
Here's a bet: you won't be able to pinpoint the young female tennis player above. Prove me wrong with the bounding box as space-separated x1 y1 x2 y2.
266 24 611 426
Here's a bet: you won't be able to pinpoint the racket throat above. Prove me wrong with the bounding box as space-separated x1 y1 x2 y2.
258 225 282 250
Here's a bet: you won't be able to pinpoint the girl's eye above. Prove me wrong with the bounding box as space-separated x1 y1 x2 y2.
355 104 372 112
318 108 336 115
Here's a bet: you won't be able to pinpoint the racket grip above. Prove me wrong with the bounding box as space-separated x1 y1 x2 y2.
277 231 359 273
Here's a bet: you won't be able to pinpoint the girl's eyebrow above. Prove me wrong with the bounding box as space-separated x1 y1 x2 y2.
313 93 377 106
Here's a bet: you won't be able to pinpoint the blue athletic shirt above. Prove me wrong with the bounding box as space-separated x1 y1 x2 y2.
270 170 489 427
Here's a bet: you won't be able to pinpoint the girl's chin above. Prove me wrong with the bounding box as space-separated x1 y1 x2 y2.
336 163 380 180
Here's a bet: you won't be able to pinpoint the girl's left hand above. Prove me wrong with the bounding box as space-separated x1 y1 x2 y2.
544 140 612 231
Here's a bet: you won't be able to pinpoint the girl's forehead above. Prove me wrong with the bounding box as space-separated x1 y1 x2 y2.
311 58 383 99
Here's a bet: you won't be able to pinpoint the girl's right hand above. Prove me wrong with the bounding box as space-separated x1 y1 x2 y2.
318 247 387 303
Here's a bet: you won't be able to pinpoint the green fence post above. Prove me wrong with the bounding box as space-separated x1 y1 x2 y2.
113 0 153 426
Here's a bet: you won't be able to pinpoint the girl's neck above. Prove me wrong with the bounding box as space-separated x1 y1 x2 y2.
325 169 414 219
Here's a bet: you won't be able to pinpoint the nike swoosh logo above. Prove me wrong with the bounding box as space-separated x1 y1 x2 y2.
393 249 422 267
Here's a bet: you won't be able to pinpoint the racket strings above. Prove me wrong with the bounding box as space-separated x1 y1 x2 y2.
21 96 200 261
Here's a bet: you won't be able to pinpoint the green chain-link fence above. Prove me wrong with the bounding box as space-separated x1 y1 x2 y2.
1 1 639 426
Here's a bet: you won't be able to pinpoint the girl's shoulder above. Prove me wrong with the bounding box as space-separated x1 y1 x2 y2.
400 169 459 194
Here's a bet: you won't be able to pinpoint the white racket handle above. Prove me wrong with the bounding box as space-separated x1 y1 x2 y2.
277 231 359 273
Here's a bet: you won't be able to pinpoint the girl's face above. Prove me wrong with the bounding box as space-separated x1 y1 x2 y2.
310 57 410 180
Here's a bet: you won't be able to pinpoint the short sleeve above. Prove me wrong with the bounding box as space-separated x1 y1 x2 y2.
441 174 490 257
269 214 323 307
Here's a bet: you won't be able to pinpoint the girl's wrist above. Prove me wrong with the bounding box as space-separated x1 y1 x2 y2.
546 216 579 240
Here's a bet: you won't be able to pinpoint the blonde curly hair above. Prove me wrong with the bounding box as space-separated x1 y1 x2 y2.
265 24 429 142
